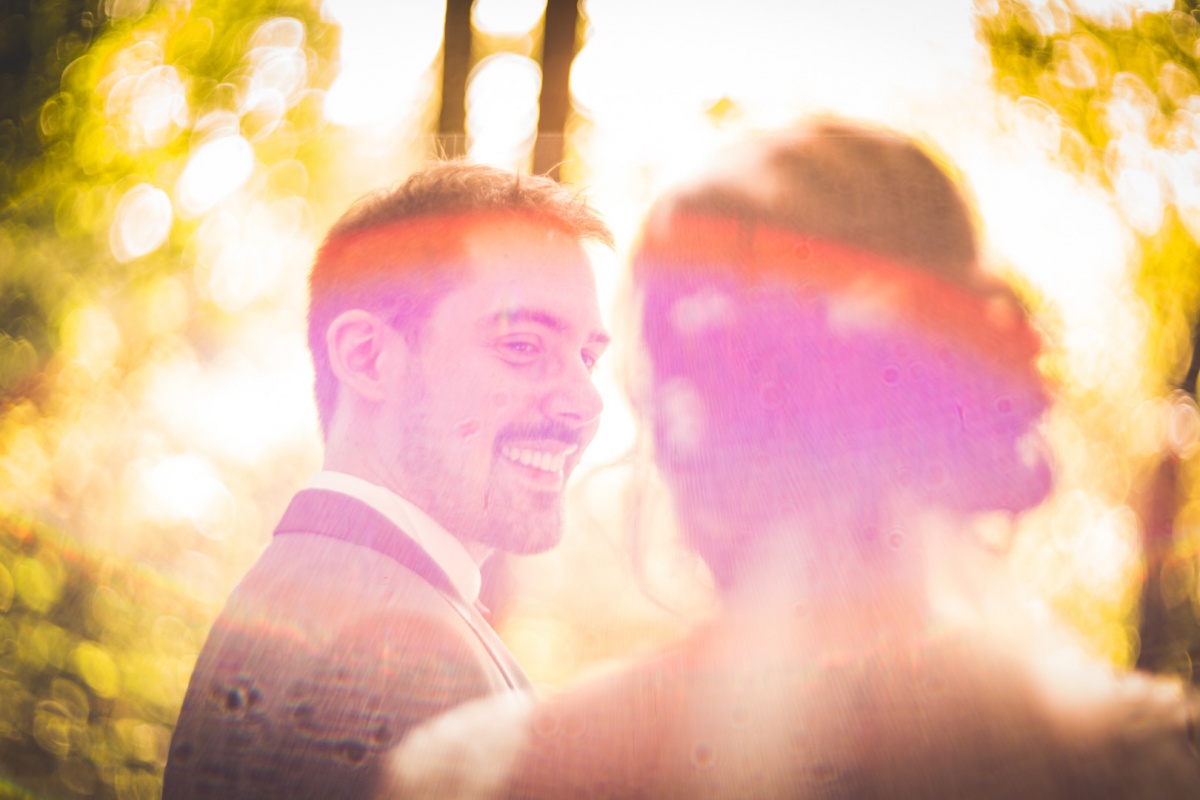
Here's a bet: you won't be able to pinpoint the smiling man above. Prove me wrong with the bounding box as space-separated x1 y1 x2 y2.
163 163 612 800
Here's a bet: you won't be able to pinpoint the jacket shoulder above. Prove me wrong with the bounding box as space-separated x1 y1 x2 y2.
164 536 494 800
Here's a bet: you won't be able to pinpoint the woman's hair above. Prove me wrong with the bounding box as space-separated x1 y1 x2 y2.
630 119 1050 587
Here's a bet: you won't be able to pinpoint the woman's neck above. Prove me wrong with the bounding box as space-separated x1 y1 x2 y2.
720 509 933 650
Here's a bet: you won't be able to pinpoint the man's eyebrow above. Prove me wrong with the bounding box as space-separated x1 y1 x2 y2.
488 308 610 346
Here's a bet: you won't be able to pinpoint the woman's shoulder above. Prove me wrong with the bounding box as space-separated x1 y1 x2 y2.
381 639 700 800
380 622 1200 800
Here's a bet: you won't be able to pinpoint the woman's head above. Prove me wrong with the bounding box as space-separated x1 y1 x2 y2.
631 119 1051 587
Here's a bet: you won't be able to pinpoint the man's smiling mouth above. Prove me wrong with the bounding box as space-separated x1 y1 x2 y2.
500 443 579 474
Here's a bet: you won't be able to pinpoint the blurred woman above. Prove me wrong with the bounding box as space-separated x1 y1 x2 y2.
385 120 1200 799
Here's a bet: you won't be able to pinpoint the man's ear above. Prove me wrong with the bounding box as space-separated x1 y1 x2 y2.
326 310 402 403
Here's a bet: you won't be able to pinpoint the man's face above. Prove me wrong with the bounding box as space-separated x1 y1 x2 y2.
377 217 607 555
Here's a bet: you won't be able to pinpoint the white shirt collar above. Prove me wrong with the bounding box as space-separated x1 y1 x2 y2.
307 471 482 603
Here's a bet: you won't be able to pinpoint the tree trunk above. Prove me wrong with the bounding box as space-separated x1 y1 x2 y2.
533 0 580 180
438 0 474 158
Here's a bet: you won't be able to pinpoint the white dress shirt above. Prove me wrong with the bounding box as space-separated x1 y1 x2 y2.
307 470 482 604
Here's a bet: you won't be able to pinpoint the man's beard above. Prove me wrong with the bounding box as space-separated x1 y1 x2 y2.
400 434 567 556
474 474 566 555
395 370 571 555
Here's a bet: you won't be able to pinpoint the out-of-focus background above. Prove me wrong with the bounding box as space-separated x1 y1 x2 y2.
3 0 1200 795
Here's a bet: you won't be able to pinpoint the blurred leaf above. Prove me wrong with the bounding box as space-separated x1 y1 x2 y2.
0 514 216 797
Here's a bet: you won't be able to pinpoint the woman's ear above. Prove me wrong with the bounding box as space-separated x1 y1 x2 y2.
326 310 399 403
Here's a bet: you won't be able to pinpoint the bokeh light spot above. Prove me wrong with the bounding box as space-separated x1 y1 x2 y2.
132 66 189 148
1168 394 1200 457
107 0 152 21
62 306 122 376
1159 554 1196 610
658 378 706 456
472 0 546 37
670 289 735 337
467 53 542 170
322 0 444 128
176 135 255 217
251 16 306 50
25 621 71 671
50 677 90 722
0 562 12 612
246 28 308 109
89 586 129 635
139 453 235 539
74 642 121 698
110 184 173 262
1114 165 1164 234
139 276 191 337
32 700 74 757
1014 96 1063 153
131 722 169 765
14 557 61 615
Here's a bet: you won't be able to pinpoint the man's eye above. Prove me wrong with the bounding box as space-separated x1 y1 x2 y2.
582 351 598 371
499 338 540 359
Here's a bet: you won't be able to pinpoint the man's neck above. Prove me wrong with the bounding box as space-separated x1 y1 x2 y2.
318 455 496 570
312 474 488 598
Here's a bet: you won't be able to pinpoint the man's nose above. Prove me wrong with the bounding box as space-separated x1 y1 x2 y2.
542 361 604 428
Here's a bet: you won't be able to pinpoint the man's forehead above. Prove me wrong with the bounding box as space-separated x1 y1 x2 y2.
453 216 598 292
452 254 607 344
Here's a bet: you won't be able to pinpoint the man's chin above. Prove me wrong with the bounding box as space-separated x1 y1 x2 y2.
480 500 565 556
496 516 564 555
471 478 566 555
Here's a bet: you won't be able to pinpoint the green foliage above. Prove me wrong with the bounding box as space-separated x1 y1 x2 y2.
0 514 214 798
980 0 1200 680
980 1 1200 167
0 1 342 792
0 0 336 405
0 0 103 402
0 1 102 201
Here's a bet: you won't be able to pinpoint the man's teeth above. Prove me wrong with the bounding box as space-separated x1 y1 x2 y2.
501 445 577 473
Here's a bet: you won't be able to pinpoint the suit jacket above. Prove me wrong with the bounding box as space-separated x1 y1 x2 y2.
163 489 530 799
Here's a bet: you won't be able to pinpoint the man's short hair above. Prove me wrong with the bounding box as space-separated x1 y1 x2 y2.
308 161 613 438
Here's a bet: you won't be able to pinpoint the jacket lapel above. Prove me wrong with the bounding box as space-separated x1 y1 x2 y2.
274 489 530 691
